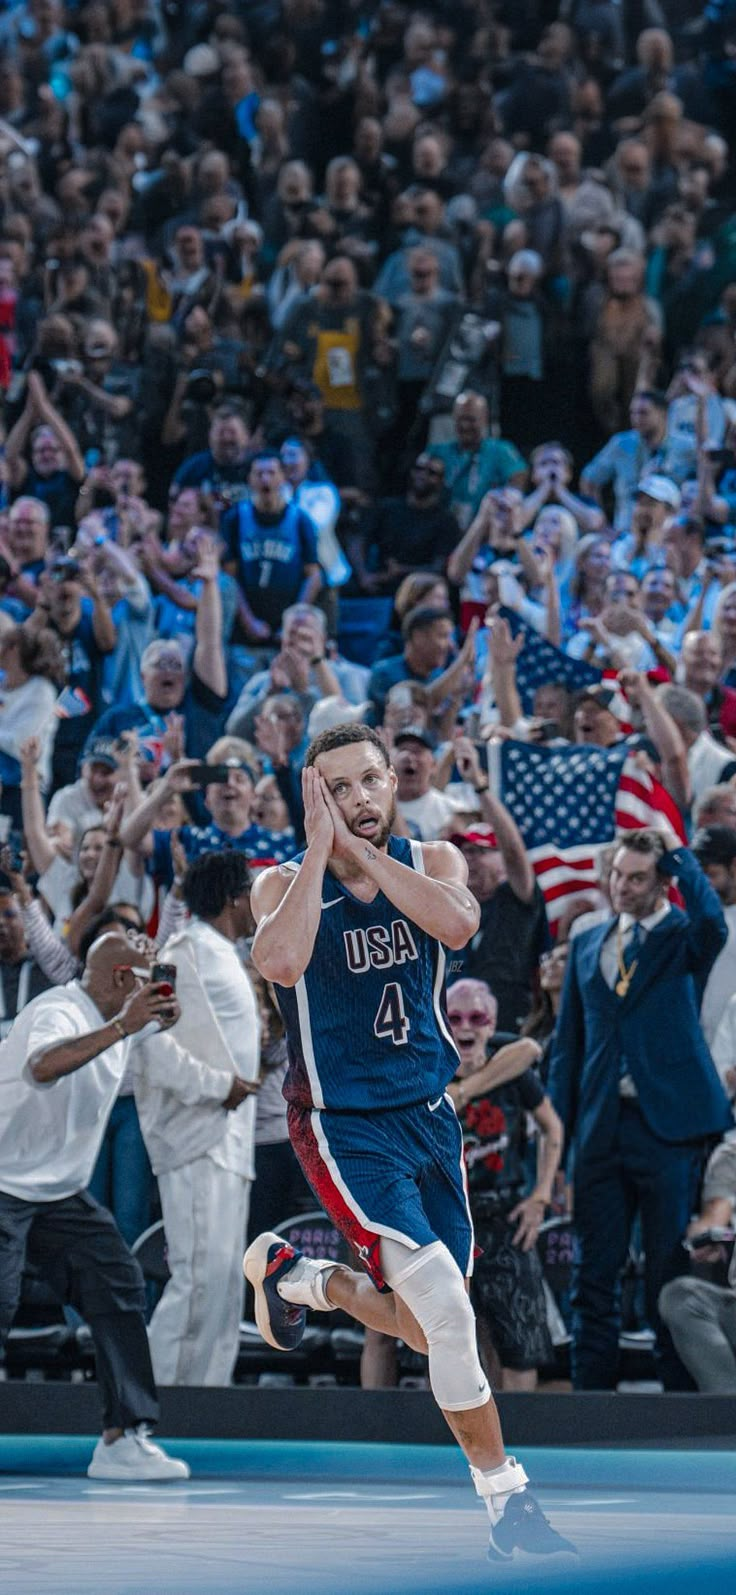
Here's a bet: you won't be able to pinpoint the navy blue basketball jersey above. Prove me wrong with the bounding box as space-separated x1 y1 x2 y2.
275 837 460 1112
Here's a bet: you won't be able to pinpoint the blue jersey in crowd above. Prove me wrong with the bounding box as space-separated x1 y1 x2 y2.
223 499 319 632
275 836 459 1113
151 819 298 888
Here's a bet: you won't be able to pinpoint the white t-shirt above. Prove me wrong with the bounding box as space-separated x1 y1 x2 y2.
688 732 736 804
701 902 736 1048
398 787 467 841
0 676 58 788
254 1051 289 1146
47 779 103 845
0 981 129 1201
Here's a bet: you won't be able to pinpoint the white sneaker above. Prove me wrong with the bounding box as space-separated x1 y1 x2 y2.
87 1426 190 1481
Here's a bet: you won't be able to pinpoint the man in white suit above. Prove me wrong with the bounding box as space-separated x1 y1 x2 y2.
135 851 260 1385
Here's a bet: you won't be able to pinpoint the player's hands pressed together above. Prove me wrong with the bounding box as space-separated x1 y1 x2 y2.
303 768 376 867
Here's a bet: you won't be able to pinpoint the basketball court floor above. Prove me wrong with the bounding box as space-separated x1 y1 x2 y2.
1 1438 735 1595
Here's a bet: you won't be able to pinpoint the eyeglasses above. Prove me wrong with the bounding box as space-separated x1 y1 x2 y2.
447 1010 493 1027
150 655 184 672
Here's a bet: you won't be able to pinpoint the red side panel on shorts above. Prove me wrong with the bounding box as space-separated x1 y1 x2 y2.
287 1104 389 1291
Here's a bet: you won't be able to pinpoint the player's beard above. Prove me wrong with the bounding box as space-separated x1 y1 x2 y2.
348 795 397 851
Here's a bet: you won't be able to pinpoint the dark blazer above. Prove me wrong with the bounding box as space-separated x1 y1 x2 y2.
548 848 733 1161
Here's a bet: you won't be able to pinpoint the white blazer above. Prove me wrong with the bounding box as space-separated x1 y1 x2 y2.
132 921 260 1177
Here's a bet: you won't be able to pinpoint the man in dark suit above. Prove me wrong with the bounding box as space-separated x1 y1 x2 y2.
548 829 732 1390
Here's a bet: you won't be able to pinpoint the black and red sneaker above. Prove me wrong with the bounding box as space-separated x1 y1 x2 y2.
243 1232 307 1351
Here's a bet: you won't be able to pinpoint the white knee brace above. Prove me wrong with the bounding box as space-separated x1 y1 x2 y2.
380 1237 490 1412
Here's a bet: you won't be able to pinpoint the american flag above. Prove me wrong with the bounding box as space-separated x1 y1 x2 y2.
499 607 602 714
488 738 686 932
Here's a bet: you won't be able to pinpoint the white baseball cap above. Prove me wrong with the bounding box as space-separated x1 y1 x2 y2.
637 474 681 508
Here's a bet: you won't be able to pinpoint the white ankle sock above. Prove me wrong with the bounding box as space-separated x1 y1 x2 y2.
276 1257 343 1311
470 1456 529 1525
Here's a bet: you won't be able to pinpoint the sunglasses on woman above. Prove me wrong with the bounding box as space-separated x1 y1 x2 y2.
447 1010 493 1027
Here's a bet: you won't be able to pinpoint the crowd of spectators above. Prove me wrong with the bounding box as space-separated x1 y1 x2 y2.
3 0 736 1393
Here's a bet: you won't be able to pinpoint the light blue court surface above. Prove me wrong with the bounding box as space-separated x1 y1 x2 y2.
1 1439 735 1595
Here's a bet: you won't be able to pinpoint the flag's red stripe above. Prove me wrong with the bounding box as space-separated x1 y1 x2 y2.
533 854 598 875
539 875 599 905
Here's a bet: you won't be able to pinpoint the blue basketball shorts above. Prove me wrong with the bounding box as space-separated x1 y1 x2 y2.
287 1093 475 1292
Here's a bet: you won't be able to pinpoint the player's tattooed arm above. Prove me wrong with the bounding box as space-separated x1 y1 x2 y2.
356 835 480 950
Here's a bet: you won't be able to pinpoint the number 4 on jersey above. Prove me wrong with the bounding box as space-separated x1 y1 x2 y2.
374 982 410 1046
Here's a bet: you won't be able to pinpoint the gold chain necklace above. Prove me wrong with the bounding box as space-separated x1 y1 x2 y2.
615 923 639 998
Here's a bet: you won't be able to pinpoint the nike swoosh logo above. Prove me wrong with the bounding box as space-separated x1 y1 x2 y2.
321 896 343 910
428 1096 444 1113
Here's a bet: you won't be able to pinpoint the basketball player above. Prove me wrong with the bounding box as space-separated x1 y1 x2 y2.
244 724 575 1561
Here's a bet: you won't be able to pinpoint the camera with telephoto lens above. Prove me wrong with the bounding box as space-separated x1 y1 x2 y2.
420 310 496 415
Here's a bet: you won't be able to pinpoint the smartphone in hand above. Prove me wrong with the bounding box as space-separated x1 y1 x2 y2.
683 1227 735 1252
186 763 231 786
151 962 177 1020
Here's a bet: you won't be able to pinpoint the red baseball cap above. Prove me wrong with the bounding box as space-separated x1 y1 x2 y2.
450 825 499 850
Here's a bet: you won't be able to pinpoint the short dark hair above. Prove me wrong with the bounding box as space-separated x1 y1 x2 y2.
305 723 389 769
401 604 453 641
212 400 248 423
635 388 668 410
614 829 666 862
531 440 573 470
182 850 252 920
281 434 312 460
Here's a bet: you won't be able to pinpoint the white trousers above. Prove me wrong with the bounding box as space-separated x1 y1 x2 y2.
148 1155 251 1386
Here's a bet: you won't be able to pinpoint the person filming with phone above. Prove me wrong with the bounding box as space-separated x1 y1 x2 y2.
120 736 297 886
0 930 190 1481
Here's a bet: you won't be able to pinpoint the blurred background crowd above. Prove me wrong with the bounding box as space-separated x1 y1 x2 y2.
3 0 736 1397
